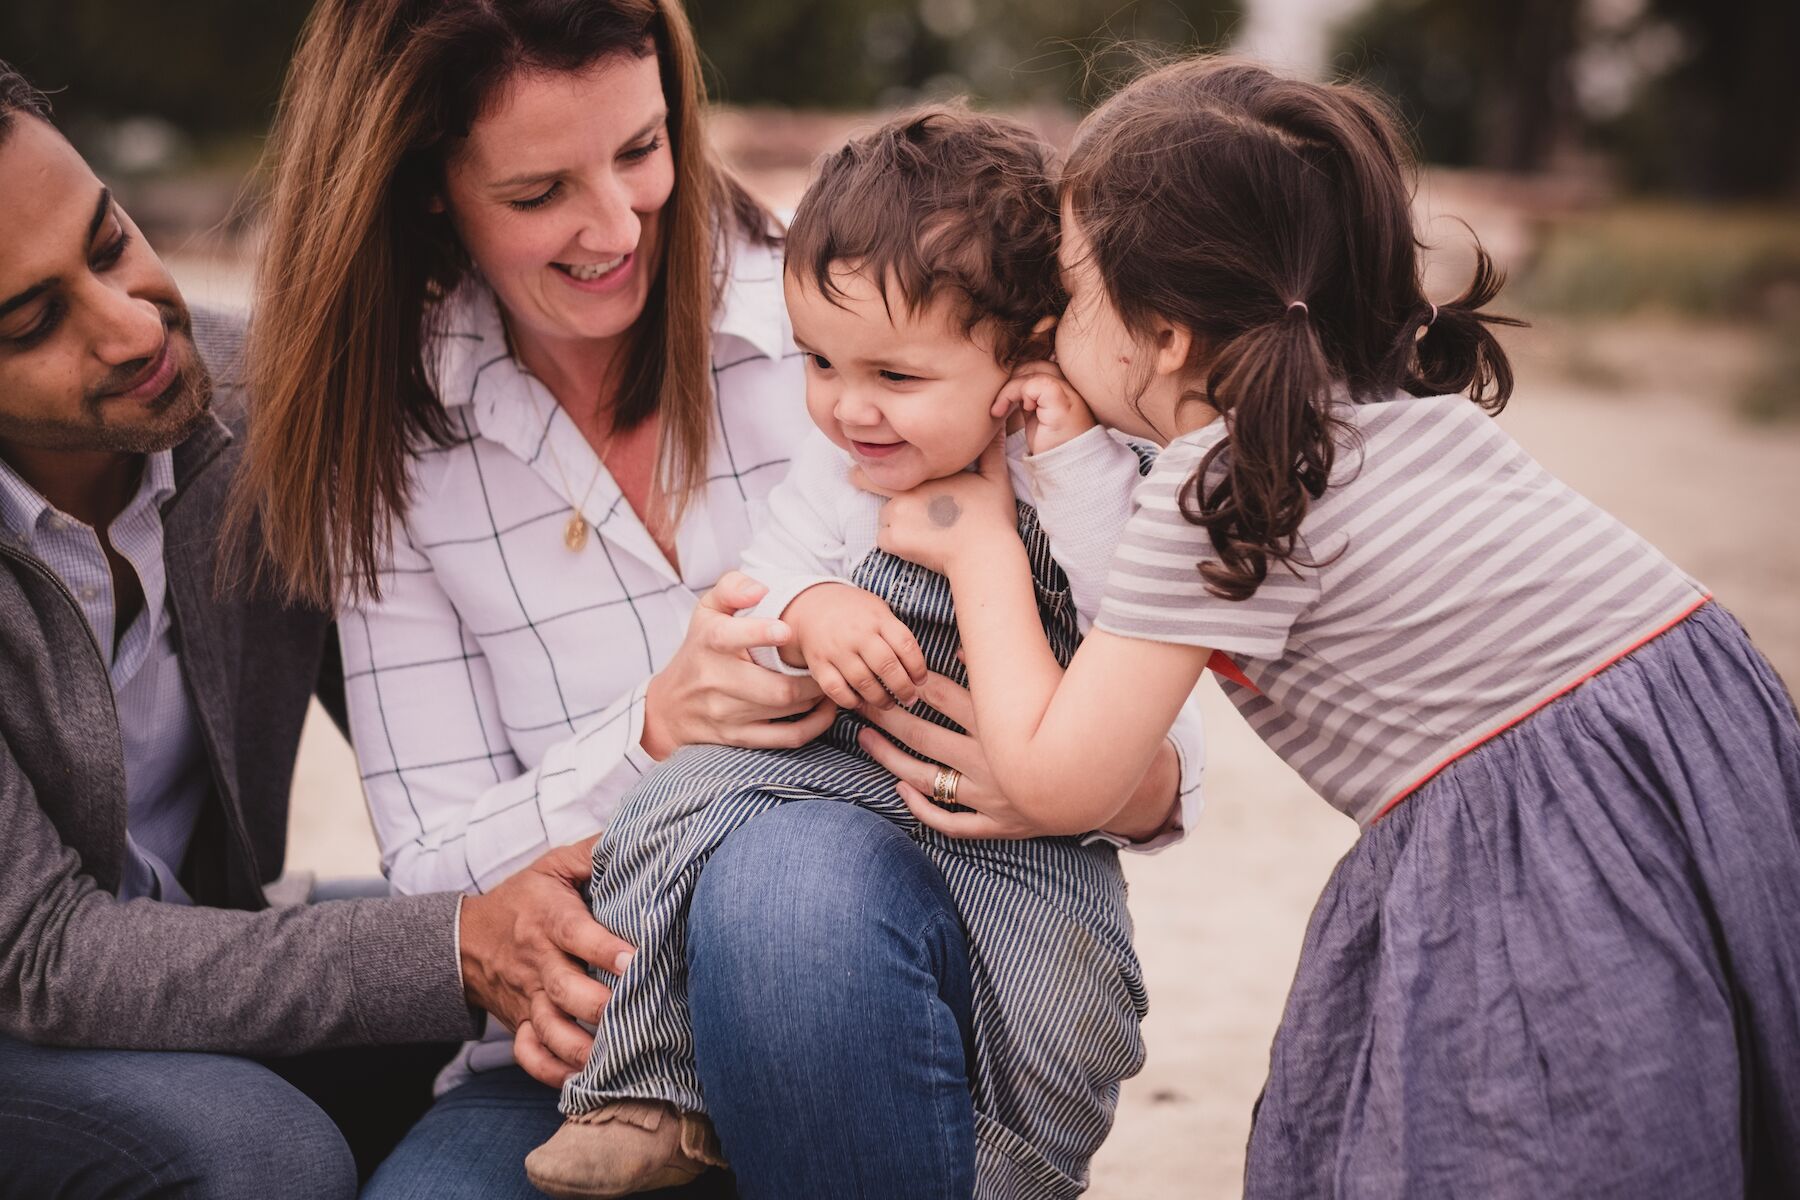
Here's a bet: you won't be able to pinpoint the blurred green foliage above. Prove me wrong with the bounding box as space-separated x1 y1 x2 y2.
0 1 313 135
1334 0 1800 200
687 0 1241 108
1519 206 1800 318
1517 204 1800 423
0 0 1238 135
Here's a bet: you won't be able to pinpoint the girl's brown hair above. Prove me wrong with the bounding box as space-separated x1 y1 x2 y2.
232 0 770 607
1064 57 1523 602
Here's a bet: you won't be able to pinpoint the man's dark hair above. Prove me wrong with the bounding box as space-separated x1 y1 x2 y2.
0 58 53 143
785 104 1063 368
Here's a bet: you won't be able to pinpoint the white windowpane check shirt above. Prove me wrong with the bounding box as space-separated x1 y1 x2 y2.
341 237 808 903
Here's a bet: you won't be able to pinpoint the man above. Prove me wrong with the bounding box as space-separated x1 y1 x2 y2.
0 61 630 1198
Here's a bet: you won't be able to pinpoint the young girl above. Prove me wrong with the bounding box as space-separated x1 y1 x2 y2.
877 58 1800 1197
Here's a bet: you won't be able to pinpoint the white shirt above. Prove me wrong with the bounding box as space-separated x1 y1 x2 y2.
738 425 1206 850
342 238 807 901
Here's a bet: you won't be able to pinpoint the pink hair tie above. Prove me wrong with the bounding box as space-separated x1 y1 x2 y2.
1287 301 1309 316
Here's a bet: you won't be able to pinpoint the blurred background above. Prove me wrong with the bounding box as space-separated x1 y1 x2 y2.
6 1 1796 1195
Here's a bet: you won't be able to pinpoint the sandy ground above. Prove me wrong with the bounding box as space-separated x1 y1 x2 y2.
266 308 1800 1197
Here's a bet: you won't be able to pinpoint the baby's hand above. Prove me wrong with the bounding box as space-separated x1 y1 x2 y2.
992 360 1096 455
781 583 928 710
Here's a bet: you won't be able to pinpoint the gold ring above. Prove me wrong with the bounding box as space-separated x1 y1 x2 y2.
932 766 962 807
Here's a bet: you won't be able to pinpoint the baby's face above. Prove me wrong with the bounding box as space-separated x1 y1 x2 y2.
786 266 1009 493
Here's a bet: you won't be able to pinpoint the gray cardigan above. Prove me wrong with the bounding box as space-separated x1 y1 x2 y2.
0 310 478 1053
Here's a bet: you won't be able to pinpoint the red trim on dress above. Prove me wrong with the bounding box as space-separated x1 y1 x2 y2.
1207 650 1258 692
1368 594 1713 825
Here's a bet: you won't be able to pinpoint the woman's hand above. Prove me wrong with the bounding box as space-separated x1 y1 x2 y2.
862 433 1019 575
641 571 838 759
854 672 1093 839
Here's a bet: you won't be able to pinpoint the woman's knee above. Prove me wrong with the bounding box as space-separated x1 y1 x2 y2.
689 800 969 989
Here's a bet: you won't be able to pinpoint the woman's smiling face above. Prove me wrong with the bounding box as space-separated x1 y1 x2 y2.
440 51 674 353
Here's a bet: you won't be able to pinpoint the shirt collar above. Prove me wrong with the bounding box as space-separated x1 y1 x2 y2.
0 456 53 542
0 449 177 544
710 234 789 362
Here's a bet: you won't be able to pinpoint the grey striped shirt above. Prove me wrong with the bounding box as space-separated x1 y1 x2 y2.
1097 394 1708 826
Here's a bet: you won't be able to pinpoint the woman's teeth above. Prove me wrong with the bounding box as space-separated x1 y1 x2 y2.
561 256 626 281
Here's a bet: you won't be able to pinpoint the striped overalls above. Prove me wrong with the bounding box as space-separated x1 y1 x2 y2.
562 499 1148 1199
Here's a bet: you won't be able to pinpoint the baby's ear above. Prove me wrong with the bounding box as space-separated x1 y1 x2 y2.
1015 316 1058 364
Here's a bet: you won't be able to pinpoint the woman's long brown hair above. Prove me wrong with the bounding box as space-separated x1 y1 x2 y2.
1064 58 1523 602
230 0 770 607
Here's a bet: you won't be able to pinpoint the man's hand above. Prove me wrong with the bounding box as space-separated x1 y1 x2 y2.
457 836 634 1087
782 584 928 709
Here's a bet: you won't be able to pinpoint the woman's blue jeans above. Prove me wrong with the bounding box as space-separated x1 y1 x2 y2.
365 800 977 1199
689 800 977 1199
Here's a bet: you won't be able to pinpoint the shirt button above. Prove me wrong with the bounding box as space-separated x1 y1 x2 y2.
46 514 69 532
79 585 99 602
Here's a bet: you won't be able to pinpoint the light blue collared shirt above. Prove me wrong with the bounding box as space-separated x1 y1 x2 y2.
0 450 208 903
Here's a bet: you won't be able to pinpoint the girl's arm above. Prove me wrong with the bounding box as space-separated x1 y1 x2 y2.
875 437 1212 834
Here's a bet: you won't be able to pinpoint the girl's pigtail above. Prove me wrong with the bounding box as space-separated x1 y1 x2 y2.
1180 303 1344 602
1411 241 1528 412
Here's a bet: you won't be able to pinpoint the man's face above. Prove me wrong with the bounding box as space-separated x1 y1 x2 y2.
0 115 207 457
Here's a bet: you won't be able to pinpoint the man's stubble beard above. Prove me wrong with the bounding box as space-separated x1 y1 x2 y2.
0 328 215 457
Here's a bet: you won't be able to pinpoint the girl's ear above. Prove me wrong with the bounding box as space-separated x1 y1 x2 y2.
1148 317 1194 380
426 193 447 214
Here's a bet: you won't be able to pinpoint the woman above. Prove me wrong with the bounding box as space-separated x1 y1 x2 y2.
236 2 1192 1196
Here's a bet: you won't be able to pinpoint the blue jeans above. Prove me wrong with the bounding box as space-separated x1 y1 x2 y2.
368 801 976 1199
0 1037 356 1200
690 800 977 1199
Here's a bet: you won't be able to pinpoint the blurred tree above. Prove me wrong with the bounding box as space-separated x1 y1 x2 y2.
2 1 1239 138
688 0 1242 109
1605 0 1800 198
1334 0 1800 199
1330 0 1578 173
1 0 313 135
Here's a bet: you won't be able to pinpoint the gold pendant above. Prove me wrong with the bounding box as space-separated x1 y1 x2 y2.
563 513 589 552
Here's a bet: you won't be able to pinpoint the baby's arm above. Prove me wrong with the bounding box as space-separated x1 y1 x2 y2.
739 433 927 708
873 441 1212 833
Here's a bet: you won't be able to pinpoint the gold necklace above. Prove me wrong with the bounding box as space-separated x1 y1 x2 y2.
540 405 615 553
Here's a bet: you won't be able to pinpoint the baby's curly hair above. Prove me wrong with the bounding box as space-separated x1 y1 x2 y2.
784 105 1063 367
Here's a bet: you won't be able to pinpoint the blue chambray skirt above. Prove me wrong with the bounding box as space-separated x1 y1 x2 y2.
1244 602 1800 1199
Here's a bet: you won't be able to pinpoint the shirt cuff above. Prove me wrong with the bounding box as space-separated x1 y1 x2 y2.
1082 732 1200 855
1022 423 1121 475
452 892 466 990
619 679 659 775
